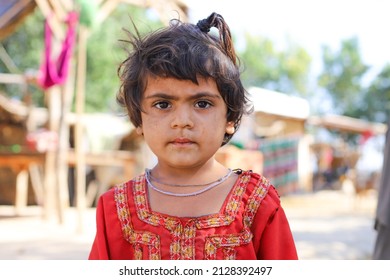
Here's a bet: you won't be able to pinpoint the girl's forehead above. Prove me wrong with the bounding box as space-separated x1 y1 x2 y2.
144 76 221 97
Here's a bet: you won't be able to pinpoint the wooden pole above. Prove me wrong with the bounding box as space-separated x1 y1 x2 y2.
0 73 25 84
74 25 89 233
35 0 65 39
96 0 121 24
14 168 29 216
43 86 61 221
53 63 74 224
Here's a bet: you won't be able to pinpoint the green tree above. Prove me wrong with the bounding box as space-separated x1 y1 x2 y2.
84 4 163 112
317 37 369 116
0 9 45 105
238 33 312 97
316 37 390 145
361 64 390 123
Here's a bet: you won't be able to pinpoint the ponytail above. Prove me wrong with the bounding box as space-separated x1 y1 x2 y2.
196 12 237 66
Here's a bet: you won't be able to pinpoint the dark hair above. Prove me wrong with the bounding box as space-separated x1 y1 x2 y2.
117 12 252 145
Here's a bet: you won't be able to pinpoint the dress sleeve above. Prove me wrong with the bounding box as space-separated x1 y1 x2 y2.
253 186 298 260
88 195 110 260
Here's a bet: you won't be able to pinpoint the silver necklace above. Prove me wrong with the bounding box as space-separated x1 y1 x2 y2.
144 168 233 197
146 168 232 187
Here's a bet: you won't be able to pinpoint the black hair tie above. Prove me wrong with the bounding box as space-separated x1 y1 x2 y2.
233 168 243 175
196 19 210 33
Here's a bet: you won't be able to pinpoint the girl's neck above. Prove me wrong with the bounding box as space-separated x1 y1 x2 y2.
146 169 239 218
150 160 228 186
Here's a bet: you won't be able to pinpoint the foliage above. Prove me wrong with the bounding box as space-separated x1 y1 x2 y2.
83 4 163 112
317 37 389 123
238 33 312 97
360 64 390 123
0 9 44 105
315 37 390 145
317 37 370 116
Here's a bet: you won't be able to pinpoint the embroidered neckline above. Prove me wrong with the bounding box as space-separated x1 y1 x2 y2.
132 171 252 229
114 171 271 260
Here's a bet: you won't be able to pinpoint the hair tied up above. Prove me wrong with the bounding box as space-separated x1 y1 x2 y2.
196 12 237 66
196 18 210 33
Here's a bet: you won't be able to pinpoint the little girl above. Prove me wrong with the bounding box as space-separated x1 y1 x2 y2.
88 12 298 260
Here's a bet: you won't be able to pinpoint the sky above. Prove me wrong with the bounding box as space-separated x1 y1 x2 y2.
183 0 390 78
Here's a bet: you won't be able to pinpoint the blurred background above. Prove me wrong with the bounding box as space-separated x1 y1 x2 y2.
0 0 388 260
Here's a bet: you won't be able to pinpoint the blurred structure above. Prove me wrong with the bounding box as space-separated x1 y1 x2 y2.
307 114 386 202
0 0 188 229
218 87 312 195
0 93 48 212
0 0 37 41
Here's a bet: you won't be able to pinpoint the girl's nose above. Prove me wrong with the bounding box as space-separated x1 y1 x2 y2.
170 106 194 129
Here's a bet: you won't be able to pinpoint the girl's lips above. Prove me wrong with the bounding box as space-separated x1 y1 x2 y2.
171 138 194 144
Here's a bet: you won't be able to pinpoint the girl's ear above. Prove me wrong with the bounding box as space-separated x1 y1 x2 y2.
136 126 143 135
225 122 235 135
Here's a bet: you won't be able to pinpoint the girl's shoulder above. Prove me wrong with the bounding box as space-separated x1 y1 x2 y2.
241 170 282 209
222 170 281 229
98 176 139 202
238 169 272 193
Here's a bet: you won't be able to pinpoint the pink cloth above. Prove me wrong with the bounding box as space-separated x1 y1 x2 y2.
37 12 78 89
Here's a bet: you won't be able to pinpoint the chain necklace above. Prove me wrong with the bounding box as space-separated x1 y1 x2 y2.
146 168 233 187
144 168 233 197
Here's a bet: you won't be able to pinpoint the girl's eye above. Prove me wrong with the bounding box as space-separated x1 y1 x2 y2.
154 101 171 109
195 100 212 109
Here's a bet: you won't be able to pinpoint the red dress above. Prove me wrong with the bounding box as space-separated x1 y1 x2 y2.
88 171 298 260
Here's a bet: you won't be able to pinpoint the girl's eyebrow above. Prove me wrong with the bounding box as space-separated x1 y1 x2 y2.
144 93 177 100
145 92 222 101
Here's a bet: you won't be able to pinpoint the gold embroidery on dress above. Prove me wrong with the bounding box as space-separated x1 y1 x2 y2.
204 174 271 260
204 227 253 260
115 171 270 260
114 182 161 260
132 173 251 259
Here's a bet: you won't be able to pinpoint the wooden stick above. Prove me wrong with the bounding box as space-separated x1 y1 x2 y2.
97 0 121 24
59 0 74 11
0 73 25 84
74 26 89 233
48 0 68 20
15 169 29 216
35 0 65 39
0 44 20 73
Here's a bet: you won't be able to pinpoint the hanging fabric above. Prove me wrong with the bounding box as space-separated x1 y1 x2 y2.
37 11 79 90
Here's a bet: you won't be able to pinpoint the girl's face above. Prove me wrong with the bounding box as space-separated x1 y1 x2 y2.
137 76 234 171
